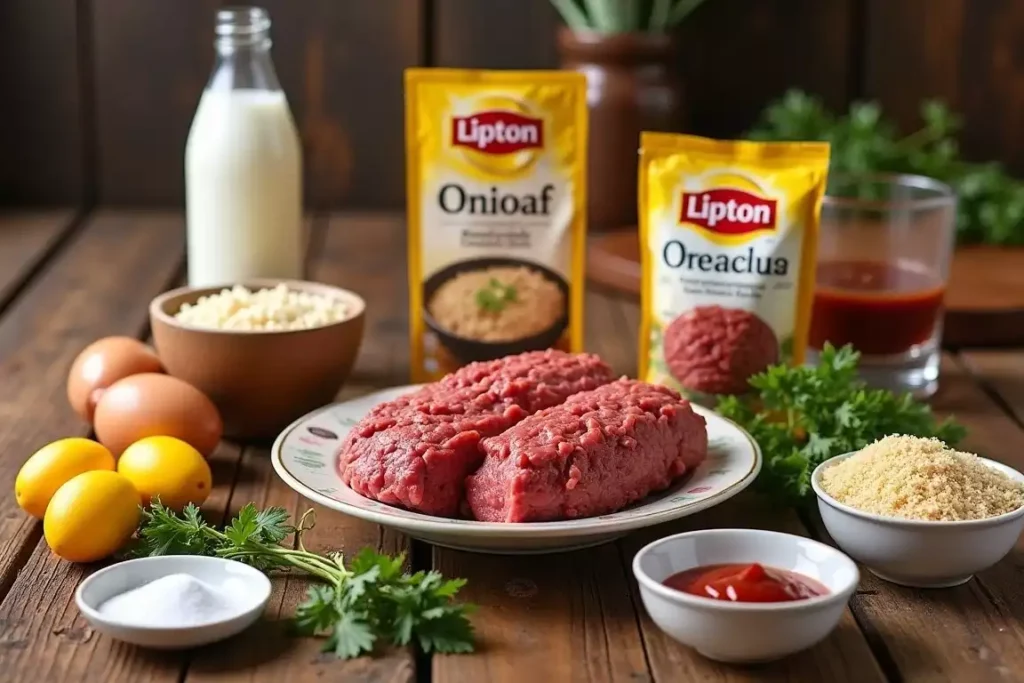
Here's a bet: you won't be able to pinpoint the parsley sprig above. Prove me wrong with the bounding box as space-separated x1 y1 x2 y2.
716 343 966 505
475 278 518 314
130 502 475 658
293 553 474 658
749 89 1024 246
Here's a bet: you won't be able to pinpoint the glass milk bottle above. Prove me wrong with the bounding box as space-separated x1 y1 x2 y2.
185 7 303 287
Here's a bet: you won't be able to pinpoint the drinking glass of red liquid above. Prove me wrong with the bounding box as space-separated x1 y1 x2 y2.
809 174 956 398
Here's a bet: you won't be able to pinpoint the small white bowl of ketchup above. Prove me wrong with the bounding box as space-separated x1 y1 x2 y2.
632 529 859 663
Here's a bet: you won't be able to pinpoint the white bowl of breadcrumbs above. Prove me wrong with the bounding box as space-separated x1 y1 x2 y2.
812 435 1024 588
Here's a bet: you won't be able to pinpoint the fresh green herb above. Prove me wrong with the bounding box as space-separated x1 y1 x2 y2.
130 502 475 658
749 89 1024 246
475 278 518 314
293 552 474 658
550 0 708 33
716 343 967 505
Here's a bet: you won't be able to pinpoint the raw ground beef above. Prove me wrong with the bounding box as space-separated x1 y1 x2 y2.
338 350 614 516
662 305 779 395
466 378 708 523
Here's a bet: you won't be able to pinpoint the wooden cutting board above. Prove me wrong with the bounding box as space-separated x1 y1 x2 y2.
587 229 1024 348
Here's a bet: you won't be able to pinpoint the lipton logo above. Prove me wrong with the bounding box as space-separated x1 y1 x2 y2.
451 111 544 155
680 188 777 235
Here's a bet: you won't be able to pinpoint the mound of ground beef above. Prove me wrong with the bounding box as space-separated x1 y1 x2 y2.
466 379 708 523
662 305 779 395
337 350 614 517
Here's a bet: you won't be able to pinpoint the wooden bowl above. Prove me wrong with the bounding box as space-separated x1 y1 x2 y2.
150 279 366 441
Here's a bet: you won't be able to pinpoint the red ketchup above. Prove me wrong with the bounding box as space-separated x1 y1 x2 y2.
809 260 945 356
663 563 828 603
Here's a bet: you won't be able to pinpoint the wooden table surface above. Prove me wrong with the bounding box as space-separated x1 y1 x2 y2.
2 209 1024 683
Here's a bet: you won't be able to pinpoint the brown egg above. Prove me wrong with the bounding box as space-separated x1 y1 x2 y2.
68 337 164 423
93 373 223 457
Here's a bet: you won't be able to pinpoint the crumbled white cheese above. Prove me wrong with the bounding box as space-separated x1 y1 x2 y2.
175 284 350 331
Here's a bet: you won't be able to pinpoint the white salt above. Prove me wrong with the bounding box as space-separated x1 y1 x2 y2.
98 573 239 627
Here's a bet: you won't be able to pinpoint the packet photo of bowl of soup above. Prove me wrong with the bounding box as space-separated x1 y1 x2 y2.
422 257 571 366
404 67 587 382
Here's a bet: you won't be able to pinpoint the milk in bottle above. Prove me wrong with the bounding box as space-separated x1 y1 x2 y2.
185 7 303 287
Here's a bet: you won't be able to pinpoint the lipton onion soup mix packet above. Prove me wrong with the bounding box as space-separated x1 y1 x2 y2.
404 68 587 382
638 133 831 400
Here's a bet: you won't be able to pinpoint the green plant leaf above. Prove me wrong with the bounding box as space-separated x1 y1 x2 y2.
667 0 708 26
649 0 672 29
294 585 341 635
582 0 617 31
749 89 1024 246
327 611 377 659
550 0 592 31
716 343 966 505
129 505 476 660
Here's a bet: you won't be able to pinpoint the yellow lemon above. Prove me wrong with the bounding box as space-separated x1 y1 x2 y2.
16 438 116 519
117 436 212 510
44 471 141 563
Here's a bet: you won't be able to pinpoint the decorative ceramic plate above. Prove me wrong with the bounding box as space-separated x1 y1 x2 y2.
271 386 762 554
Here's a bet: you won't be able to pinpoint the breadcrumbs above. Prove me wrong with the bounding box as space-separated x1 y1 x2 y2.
820 435 1024 521
175 284 350 331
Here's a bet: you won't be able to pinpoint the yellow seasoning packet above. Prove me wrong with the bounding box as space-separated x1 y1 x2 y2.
638 133 831 400
404 68 587 382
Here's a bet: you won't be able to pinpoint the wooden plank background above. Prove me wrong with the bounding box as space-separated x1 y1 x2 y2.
0 1 83 205
2 0 1024 209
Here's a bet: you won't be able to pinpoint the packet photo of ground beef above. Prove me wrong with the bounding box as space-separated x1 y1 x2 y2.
638 133 830 400
404 68 587 382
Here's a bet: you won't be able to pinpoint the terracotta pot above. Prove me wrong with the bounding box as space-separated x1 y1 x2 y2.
558 28 683 232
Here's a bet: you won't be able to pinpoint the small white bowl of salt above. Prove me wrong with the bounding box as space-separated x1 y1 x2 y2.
75 555 272 649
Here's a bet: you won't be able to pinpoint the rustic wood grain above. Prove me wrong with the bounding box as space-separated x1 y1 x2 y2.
954 352 1024 668
92 1 419 208
433 544 652 683
182 445 303 683
617 291 641 369
0 211 77 308
621 497 886 683
959 0 1024 175
6 209 1024 680
958 351 1024 425
947 248 1024 312
11 1 1024 208
92 0 216 205
864 0 1024 175
0 206 322 679
274 2 421 209
435 0 562 69
186 446 413 683
187 213 415 681
0 213 319 682
864 0 966 125
433 293 884 682
0 442 241 683
802 353 1024 682
0 212 186 681
677 0 853 138
586 231 642 297
585 288 637 374
431 277 651 683
435 0 852 141
611 295 884 682
312 213 411 389
0 1 83 204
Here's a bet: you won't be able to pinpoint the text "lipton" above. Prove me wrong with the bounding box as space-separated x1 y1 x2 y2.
681 189 777 235
452 111 544 154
